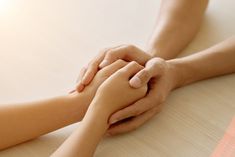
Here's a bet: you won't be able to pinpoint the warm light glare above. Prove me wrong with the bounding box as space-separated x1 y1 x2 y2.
0 0 11 14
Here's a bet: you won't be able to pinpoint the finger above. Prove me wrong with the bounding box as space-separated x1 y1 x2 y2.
99 45 151 68
109 96 156 124
129 68 153 88
81 46 123 85
99 46 127 68
101 59 128 76
129 58 165 88
76 66 87 92
107 106 160 135
98 45 126 68
81 51 107 85
118 61 144 78
76 66 88 83
76 82 85 92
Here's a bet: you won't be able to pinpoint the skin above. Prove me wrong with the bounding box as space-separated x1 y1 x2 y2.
0 0 233 155
0 38 234 156
0 60 129 150
76 0 209 135
148 0 209 59
170 37 235 87
52 37 235 157
51 62 147 157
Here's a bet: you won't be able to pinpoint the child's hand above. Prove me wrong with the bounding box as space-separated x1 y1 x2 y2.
90 61 148 120
76 60 128 107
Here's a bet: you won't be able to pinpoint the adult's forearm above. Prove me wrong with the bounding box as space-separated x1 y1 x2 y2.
147 0 209 59
169 37 235 88
0 93 88 150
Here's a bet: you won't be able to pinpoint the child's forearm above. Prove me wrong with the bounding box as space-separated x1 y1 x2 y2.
169 37 235 88
52 62 147 157
0 92 89 150
51 101 109 157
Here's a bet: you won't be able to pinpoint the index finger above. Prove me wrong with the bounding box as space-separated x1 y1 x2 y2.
80 45 122 86
117 61 144 78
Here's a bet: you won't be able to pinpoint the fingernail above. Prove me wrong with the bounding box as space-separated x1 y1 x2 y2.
69 89 76 94
81 77 87 85
110 119 118 125
77 84 84 93
130 77 142 88
99 60 109 68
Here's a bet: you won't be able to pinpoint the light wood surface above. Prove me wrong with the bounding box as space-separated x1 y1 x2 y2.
0 0 235 156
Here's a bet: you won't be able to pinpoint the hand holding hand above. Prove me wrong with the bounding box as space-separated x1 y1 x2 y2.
77 45 179 135
77 59 128 108
107 57 178 135
76 45 152 92
89 61 148 121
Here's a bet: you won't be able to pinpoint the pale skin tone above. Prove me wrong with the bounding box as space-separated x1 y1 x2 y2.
53 37 235 156
0 60 130 150
0 0 209 149
77 0 209 135
2 0 234 155
0 37 235 156
51 62 147 157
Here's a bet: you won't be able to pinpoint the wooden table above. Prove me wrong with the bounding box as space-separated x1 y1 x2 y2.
0 0 235 156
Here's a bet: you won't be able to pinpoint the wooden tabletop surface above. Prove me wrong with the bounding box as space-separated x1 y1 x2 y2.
0 0 235 156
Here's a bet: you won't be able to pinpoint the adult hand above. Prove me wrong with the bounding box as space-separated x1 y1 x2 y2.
76 45 152 92
77 45 178 135
90 61 147 119
79 59 128 108
107 57 178 135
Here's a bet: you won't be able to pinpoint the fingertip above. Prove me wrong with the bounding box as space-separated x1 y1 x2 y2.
81 74 91 85
129 76 142 88
107 127 119 136
76 83 85 92
109 115 119 125
107 125 127 136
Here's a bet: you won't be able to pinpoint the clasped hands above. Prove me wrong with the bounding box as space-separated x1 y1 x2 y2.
75 45 178 135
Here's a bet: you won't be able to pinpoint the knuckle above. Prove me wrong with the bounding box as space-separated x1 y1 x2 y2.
89 63 98 70
88 60 99 68
115 59 126 65
133 107 142 116
106 49 116 57
152 58 167 70
153 57 165 63
139 69 151 81
129 61 139 67
125 44 136 51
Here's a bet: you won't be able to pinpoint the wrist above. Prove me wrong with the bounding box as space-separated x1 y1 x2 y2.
90 99 110 123
82 98 111 130
80 109 109 137
166 58 189 89
66 92 90 122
